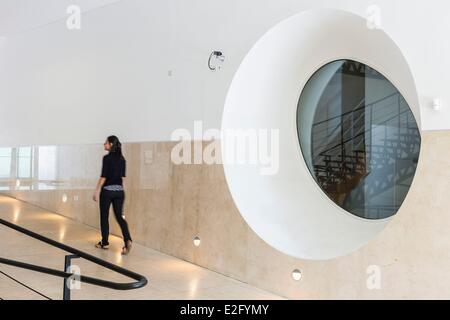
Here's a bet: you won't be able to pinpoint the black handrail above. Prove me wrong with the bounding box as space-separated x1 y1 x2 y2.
0 217 148 298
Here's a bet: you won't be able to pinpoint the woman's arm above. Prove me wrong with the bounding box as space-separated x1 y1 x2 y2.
93 177 106 202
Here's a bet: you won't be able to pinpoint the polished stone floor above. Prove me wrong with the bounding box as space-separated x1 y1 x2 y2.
0 195 283 300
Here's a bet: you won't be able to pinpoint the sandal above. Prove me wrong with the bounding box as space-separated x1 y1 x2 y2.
95 241 109 250
121 240 132 255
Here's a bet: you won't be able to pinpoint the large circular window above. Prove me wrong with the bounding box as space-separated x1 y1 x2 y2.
223 9 422 260
297 59 421 220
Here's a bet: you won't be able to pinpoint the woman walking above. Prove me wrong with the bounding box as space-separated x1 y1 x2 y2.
93 135 132 255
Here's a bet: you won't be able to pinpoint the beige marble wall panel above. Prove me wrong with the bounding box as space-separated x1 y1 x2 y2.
2 131 450 299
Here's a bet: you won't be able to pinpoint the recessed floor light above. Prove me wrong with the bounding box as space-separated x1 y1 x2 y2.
292 269 302 281
193 236 201 247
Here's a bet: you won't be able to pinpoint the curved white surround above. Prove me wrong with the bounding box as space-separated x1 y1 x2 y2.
221 9 421 260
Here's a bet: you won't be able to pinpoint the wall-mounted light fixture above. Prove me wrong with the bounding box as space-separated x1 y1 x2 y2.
292 269 302 281
208 51 225 71
62 193 68 203
432 98 442 111
193 236 201 247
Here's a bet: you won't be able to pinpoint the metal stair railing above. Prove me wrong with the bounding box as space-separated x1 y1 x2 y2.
0 217 148 300
310 91 420 205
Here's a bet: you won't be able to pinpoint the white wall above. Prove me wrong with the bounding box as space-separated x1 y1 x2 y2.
0 0 448 146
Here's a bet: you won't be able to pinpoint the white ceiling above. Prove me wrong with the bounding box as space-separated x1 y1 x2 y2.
0 0 121 38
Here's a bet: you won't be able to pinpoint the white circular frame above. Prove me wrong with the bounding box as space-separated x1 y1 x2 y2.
221 9 421 260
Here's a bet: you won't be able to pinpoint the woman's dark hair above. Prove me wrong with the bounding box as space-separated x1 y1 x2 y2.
107 135 124 159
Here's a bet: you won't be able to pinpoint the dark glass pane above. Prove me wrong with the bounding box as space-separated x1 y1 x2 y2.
297 60 421 220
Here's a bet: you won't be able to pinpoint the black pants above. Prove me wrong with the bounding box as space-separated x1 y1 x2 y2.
99 189 132 245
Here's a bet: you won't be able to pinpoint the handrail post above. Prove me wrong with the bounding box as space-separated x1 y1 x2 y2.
63 254 80 301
